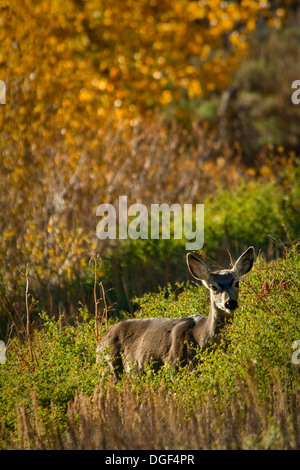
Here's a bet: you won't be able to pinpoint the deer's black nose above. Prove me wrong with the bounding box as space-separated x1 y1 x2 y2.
225 300 238 311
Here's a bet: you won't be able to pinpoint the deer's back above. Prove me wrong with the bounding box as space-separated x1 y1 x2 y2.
97 315 207 369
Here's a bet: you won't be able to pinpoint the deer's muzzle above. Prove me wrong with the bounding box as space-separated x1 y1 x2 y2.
225 300 238 311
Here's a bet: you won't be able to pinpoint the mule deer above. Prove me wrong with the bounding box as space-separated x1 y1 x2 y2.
96 247 255 378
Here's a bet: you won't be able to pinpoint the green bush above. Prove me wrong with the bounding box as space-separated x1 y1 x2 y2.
0 309 99 445
102 161 300 312
0 244 299 449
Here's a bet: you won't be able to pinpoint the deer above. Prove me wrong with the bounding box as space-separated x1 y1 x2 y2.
96 246 255 379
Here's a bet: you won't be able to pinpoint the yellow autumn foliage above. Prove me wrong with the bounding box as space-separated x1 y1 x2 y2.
0 0 293 308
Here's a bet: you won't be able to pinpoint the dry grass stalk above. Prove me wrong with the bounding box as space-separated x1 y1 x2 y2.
9 368 298 450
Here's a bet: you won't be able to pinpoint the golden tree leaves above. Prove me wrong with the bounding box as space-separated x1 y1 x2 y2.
1 0 287 132
0 0 291 289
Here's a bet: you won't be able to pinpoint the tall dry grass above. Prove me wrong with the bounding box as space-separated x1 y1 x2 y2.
11 366 300 450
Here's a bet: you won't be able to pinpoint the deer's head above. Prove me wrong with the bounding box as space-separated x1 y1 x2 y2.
187 247 255 316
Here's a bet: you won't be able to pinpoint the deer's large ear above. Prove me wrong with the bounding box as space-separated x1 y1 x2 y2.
186 253 210 283
232 246 255 278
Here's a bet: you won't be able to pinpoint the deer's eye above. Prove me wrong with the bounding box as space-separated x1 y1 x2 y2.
235 281 240 288
211 285 218 291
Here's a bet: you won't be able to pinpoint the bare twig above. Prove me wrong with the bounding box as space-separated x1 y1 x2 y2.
24 266 38 369
99 281 108 340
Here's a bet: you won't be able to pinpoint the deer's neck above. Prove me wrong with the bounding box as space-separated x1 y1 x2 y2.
193 304 231 348
206 303 231 342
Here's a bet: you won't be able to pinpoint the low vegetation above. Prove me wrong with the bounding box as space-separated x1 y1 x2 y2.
1 2 300 451
0 244 299 449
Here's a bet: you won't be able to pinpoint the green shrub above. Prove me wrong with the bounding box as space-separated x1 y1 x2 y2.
0 309 99 446
102 162 300 313
0 244 299 449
